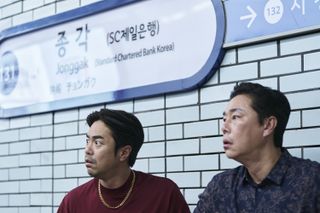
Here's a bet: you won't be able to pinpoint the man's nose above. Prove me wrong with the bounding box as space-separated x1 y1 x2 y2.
221 119 229 135
85 141 93 155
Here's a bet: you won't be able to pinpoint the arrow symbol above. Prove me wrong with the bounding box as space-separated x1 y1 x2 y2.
240 6 257 28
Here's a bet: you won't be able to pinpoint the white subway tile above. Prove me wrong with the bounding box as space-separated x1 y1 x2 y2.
287 111 301 129
0 181 19 193
0 169 9 181
66 135 85 149
19 154 41 167
184 188 204 204
221 49 236 65
135 110 164 126
138 142 164 158
304 51 320 71
31 113 53 126
20 127 41 140
166 90 198 108
238 41 277 62
200 84 235 103
19 180 41 193
201 136 223 153
281 32 320 55
132 159 148 173
33 4 55 20
303 147 320 163
0 119 9 130
30 166 52 179
166 124 183 140
31 139 53 152
0 130 19 143
0 144 9 156
53 178 78 192
23 0 44 11
56 0 79 13
166 106 199 124
302 109 320 127
149 158 164 173
9 167 29 180
1 2 22 18
9 194 29 206
200 102 227 120
54 122 78 137
79 105 103 119
184 120 219 138
167 172 200 187
66 164 87 177
284 128 320 147
54 150 78 165
0 195 8 206
0 156 19 168
166 156 183 172
10 116 30 128
280 71 320 92
147 126 164 142
286 90 320 110
54 110 79 123
185 154 219 171
41 125 53 138
134 96 164 111
261 55 301 77
30 193 52 206
107 101 133 112
220 63 258 83
220 154 241 169
167 139 199 156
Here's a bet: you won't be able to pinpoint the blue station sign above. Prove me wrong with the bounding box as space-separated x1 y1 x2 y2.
0 0 225 118
224 0 320 47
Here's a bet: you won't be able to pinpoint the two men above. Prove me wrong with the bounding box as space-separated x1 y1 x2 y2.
58 82 320 212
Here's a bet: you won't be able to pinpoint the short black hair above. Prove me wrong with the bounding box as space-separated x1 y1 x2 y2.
230 82 291 148
86 108 144 167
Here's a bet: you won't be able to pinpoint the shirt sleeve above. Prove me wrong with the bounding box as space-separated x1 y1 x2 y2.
167 181 191 213
194 179 216 213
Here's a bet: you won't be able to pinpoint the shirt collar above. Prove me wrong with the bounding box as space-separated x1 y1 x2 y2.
241 149 292 186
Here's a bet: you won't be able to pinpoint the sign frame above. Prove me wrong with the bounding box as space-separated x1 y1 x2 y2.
0 0 225 118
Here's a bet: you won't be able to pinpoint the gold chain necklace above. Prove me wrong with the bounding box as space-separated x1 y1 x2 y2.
98 171 136 209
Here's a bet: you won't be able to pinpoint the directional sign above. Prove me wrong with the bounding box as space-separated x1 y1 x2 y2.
224 0 320 47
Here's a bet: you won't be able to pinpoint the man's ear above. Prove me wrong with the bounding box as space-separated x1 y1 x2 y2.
263 116 277 137
119 145 132 162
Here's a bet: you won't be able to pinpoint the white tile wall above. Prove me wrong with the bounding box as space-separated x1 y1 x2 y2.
33 4 55 20
220 62 258 83
23 0 44 11
238 41 277 62
1 2 22 18
1 1 320 212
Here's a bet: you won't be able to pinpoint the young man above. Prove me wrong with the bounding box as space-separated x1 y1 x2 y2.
58 109 190 213
194 82 320 212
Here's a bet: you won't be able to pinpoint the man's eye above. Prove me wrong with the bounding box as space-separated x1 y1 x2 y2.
232 115 240 119
95 140 102 145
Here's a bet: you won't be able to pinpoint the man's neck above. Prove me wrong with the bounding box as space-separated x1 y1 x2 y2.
244 148 281 184
100 167 132 189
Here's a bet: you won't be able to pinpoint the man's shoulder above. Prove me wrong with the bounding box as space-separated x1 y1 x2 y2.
135 171 178 188
289 155 320 175
66 178 96 196
207 166 244 188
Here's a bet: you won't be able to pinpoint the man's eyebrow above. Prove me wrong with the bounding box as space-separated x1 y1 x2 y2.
222 108 245 116
86 134 104 139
